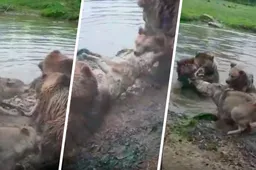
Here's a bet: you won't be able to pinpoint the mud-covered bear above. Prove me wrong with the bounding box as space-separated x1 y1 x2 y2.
134 27 167 57
177 51 219 88
137 0 180 37
134 27 173 85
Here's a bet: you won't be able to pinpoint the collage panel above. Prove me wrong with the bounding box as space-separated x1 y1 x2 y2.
61 0 180 170
0 0 81 170
162 0 256 170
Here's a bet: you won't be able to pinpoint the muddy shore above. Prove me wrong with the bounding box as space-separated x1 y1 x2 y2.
64 84 168 170
163 109 256 170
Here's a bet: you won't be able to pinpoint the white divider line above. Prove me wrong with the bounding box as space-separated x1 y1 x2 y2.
156 0 183 169
58 0 85 169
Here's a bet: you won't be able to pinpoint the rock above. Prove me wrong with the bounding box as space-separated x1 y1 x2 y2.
200 14 215 22
208 22 222 28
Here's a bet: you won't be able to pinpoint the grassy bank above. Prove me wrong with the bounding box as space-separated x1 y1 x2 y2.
0 0 81 21
181 0 256 32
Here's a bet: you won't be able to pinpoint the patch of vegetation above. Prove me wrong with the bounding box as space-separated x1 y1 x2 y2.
181 0 256 32
171 116 198 139
171 113 217 138
224 0 256 6
67 139 146 170
0 0 81 20
193 112 218 121
169 112 221 151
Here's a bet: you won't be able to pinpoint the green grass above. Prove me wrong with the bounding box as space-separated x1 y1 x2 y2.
224 0 256 6
181 0 256 32
0 0 81 21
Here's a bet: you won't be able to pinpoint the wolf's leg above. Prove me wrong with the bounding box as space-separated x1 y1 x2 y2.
115 48 134 57
190 79 212 96
227 125 247 135
83 54 111 74
77 48 103 58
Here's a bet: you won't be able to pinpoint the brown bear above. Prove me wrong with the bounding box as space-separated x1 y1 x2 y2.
137 0 180 37
24 71 71 170
39 50 73 76
30 50 73 97
134 27 173 85
61 62 111 168
177 51 219 85
0 126 40 170
225 62 256 92
23 62 102 169
70 61 98 115
134 27 167 57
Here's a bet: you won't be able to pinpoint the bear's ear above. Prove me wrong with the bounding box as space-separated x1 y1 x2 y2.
209 55 214 61
195 52 201 58
81 64 94 77
230 62 237 68
38 61 43 71
59 74 70 87
20 127 30 136
60 58 73 75
138 27 145 35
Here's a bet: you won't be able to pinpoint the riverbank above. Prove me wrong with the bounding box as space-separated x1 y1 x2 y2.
0 0 81 21
64 85 167 170
163 110 256 170
180 0 256 33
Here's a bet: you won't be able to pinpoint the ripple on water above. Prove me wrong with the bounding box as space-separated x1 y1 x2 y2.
0 15 77 84
79 0 144 57
170 24 256 114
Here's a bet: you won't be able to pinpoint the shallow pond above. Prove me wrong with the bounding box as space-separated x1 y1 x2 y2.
78 0 144 57
0 14 77 84
170 23 256 115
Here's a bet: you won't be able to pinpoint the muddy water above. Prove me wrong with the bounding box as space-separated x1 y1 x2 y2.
79 0 144 57
0 14 77 84
170 23 256 115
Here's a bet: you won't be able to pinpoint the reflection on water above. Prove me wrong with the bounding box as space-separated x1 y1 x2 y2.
170 24 256 114
0 14 77 84
79 0 144 57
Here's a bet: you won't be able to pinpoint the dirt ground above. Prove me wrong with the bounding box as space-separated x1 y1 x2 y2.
162 111 256 170
65 85 168 170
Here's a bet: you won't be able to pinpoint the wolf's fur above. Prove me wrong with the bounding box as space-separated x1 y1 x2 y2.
191 79 256 135
79 28 171 100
